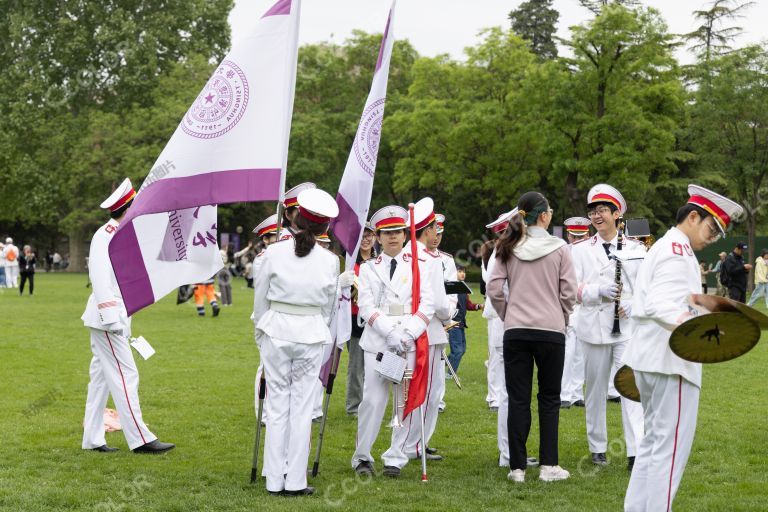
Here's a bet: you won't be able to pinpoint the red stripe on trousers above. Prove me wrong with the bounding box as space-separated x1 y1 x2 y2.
667 376 683 512
106 332 147 446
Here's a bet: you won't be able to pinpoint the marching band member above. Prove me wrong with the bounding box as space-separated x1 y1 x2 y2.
571 184 644 470
278 182 316 241
81 178 175 454
383 198 456 468
351 206 434 477
482 211 515 413
623 186 743 511
560 217 590 409
432 213 458 415
487 192 576 483
252 188 340 496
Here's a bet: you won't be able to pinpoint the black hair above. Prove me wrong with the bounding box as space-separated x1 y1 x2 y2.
480 239 496 269
293 214 329 258
109 199 134 219
456 265 466 271
282 206 298 228
675 204 710 225
415 220 436 239
496 191 549 264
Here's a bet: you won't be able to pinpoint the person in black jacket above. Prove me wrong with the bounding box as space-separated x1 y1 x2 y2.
18 245 36 296
446 266 483 372
723 242 752 302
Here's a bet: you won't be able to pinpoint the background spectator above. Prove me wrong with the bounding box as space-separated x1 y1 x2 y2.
3 237 20 288
747 249 768 308
19 245 36 295
723 242 752 302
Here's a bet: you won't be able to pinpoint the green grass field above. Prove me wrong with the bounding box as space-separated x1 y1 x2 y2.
0 273 766 511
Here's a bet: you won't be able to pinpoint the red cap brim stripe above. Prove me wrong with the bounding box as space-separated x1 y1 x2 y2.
284 196 299 208
257 224 278 237
688 194 730 231
109 189 136 212
299 206 329 224
414 212 436 231
492 222 509 234
566 226 589 233
590 193 620 210
376 216 406 230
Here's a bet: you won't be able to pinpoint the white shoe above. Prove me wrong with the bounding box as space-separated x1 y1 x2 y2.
539 465 570 482
507 469 525 483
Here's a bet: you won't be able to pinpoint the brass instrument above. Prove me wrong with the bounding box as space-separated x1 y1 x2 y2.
611 218 625 336
389 368 413 428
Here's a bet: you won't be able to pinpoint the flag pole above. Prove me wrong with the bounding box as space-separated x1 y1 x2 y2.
311 344 342 477
250 371 267 483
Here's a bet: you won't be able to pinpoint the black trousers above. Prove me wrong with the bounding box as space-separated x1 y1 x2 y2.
19 272 34 295
728 286 746 303
503 338 565 470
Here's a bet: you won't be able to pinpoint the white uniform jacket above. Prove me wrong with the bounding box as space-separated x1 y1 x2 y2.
623 227 703 387
252 239 339 345
572 233 645 344
407 242 455 346
82 219 130 333
482 253 501 321
357 250 434 354
438 249 460 325
567 243 582 325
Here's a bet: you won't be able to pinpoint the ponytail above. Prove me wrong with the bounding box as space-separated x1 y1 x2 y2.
293 214 329 258
495 191 549 264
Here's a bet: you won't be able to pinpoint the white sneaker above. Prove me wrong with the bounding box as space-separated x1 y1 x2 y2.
539 465 570 482
507 469 525 483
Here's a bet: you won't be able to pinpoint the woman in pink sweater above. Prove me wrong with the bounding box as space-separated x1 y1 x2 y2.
487 191 577 483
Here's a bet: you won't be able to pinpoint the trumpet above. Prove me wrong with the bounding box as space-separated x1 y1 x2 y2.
389 368 413 428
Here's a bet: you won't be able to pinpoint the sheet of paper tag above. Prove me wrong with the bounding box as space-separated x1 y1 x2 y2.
130 336 156 360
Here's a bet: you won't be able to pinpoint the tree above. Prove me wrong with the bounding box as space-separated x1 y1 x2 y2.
688 45 768 274
0 1 232 270
508 0 560 60
527 5 687 222
683 0 754 65
578 0 640 16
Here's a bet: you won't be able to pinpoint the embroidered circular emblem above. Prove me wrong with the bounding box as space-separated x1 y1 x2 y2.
353 98 385 177
182 60 249 139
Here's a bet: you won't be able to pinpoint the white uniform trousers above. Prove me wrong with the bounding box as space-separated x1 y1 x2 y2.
383 345 442 468
5 266 19 288
261 335 322 493
583 341 644 456
311 376 324 420
82 329 156 450
495 345 510 466
624 372 700 512
255 363 288 478
486 317 505 407
560 326 585 403
351 350 395 468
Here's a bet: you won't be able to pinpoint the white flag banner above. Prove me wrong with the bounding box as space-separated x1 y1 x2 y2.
110 0 301 315
320 1 396 385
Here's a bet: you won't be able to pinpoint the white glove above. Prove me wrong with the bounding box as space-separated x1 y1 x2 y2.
619 301 632 319
401 332 416 351
339 270 355 288
598 283 619 300
386 327 405 353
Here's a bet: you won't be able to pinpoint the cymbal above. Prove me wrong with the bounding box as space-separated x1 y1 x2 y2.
690 293 768 329
670 311 760 363
614 365 640 402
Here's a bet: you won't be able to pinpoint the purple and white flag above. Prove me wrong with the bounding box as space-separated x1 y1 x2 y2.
320 0 396 385
110 0 301 315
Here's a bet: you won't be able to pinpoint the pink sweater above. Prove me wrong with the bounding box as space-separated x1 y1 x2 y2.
487 227 577 340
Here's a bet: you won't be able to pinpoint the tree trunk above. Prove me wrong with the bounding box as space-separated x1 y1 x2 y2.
67 229 86 273
565 170 581 214
747 214 756 294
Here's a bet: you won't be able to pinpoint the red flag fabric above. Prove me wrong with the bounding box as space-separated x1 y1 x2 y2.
403 204 429 418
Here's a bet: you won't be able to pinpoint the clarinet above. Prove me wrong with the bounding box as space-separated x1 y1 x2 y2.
611 218 624 336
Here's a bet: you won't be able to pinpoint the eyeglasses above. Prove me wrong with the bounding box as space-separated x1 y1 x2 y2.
587 206 612 218
362 232 375 240
705 219 722 242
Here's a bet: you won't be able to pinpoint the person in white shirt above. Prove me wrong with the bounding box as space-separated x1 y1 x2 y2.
81 178 174 454
3 237 20 288
351 205 434 477
623 185 744 512
570 184 644 470
252 188 340 497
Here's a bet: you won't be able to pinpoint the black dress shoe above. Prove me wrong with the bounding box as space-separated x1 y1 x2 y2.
627 456 635 472
425 447 438 455
607 396 621 403
212 305 220 317
560 401 572 409
572 400 585 407
383 465 400 478
268 490 284 496
91 445 118 452
283 487 315 496
133 439 176 454
591 453 608 466
355 461 374 476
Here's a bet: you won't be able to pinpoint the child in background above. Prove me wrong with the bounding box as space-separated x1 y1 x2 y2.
447 265 483 373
